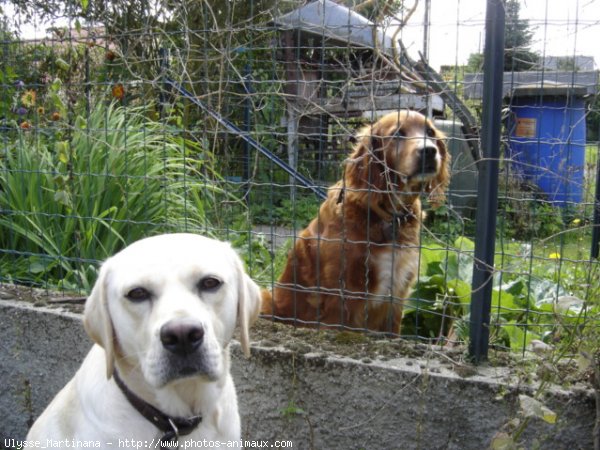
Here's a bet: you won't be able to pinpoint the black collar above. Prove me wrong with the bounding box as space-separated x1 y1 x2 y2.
381 211 415 241
335 186 415 236
113 370 202 449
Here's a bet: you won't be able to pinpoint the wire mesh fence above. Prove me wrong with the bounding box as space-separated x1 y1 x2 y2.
1 0 599 360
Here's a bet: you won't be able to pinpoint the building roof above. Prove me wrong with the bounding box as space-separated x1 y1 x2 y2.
463 71 599 100
273 0 399 58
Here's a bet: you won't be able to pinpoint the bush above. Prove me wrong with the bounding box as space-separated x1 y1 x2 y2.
0 101 230 289
497 180 565 240
407 236 599 353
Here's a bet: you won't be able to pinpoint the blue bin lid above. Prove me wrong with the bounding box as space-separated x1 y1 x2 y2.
510 81 588 98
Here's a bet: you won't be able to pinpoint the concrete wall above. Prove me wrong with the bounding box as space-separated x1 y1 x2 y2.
0 299 594 449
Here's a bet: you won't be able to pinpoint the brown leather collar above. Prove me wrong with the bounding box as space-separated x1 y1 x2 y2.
113 370 202 448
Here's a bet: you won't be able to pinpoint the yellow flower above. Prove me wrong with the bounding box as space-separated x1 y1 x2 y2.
548 252 561 260
37 106 45 115
572 218 581 225
21 89 37 107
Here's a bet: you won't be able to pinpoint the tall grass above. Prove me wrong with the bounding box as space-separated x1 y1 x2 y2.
0 101 231 290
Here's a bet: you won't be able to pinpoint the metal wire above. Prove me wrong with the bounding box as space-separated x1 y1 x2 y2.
0 0 598 358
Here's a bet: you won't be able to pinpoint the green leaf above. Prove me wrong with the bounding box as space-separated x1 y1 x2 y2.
518 394 557 424
50 78 63 93
53 190 71 207
30 260 49 274
445 240 475 283
447 278 472 299
426 261 444 276
490 433 517 450
504 321 539 352
446 279 472 313
411 279 442 304
55 58 70 71
454 236 475 251
58 150 69 164
280 401 305 418
491 288 518 313
428 274 448 288
419 246 445 275
500 279 525 297
529 277 567 307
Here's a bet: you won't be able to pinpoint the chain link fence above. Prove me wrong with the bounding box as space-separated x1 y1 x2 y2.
1 0 599 361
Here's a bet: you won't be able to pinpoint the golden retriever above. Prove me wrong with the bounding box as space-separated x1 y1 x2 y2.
262 110 450 334
27 233 261 444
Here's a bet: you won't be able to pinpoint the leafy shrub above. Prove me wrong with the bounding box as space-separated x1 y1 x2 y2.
248 193 319 227
423 204 475 244
497 180 565 240
405 237 598 352
0 101 230 289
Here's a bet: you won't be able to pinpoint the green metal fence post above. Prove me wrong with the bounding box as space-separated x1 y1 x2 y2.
469 0 506 363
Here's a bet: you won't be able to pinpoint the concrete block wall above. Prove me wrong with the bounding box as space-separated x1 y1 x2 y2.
0 299 594 449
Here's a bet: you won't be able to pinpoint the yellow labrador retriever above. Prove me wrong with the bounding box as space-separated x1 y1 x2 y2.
27 233 261 446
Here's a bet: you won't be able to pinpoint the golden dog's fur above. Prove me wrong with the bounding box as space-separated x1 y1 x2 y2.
262 110 450 333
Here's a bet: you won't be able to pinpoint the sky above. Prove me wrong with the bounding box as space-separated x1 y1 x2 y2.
10 0 600 72
398 0 600 71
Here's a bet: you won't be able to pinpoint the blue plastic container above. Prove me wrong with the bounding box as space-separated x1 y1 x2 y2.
507 84 587 206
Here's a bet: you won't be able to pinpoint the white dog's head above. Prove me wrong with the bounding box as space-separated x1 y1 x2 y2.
83 233 261 387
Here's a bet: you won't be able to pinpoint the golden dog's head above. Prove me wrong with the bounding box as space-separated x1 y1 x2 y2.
345 110 450 211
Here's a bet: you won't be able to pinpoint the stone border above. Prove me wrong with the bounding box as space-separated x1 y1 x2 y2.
0 298 594 449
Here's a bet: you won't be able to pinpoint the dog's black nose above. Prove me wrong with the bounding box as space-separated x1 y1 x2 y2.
160 319 204 356
421 145 438 162
418 145 439 173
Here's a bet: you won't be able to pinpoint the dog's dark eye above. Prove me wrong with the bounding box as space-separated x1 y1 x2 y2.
126 287 152 302
199 276 222 291
394 128 406 138
426 127 436 138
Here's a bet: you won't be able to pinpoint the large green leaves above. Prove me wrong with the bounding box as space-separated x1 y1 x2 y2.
406 236 587 351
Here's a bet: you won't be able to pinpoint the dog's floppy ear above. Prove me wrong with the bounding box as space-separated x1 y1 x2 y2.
236 260 261 358
84 260 116 378
345 124 386 192
428 130 451 208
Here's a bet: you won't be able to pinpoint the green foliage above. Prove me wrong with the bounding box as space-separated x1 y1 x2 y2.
280 401 306 419
404 237 474 340
268 196 320 228
424 204 475 244
497 181 566 240
245 178 321 228
340 0 404 22
0 100 228 289
504 0 540 71
586 93 600 142
229 226 277 285
0 35 78 133
465 53 484 74
406 236 599 353
465 0 540 74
